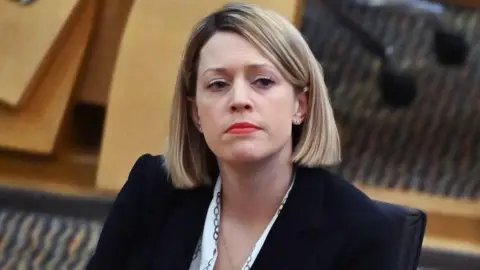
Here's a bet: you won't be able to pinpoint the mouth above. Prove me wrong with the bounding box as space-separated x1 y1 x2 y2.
226 122 261 135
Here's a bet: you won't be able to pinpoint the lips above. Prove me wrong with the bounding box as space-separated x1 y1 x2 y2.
226 122 260 135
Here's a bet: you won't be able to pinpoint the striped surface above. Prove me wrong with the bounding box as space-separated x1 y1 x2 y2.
0 208 101 269
0 207 440 269
302 1 480 199
0 207 445 269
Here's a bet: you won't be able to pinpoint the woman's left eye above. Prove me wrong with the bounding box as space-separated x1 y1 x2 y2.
253 77 275 88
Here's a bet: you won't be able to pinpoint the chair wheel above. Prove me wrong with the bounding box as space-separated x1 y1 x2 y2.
433 29 469 66
378 65 416 108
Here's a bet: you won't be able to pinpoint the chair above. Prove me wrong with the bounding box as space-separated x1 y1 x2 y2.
375 200 427 270
318 0 469 108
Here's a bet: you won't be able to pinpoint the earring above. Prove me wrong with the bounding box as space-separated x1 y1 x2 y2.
293 112 304 125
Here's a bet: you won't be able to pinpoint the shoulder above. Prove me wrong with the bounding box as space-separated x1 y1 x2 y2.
112 154 175 226
299 166 391 222
86 154 174 269
125 153 172 191
121 153 174 206
300 166 400 266
298 166 399 249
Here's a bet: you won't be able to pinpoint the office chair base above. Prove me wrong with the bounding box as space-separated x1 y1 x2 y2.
433 29 469 65
378 64 416 108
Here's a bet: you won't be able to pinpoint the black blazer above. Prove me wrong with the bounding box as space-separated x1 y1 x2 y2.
87 154 400 270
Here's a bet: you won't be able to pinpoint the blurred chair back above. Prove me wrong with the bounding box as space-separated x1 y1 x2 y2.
375 201 427 270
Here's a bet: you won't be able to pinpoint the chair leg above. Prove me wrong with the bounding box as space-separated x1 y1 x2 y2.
322 2 417 108
354 0 469 65
432 25 469 65
322 1 391 62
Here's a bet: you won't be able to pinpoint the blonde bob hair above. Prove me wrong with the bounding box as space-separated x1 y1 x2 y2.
165 3 341 188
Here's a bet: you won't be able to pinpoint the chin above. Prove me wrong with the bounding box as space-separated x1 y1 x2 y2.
222 144 270 163
227 152 263 163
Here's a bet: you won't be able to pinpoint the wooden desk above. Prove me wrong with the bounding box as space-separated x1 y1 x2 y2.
96 0 302 191
0 0 78 108
76 0 135 106
0 0 95 154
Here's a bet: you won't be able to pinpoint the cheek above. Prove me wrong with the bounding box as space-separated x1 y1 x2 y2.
195 94 212 116
196 100 222 132
268 111 294 136
265 95 297 135
264 93 296 122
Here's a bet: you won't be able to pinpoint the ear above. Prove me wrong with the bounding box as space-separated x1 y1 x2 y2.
293 89 308 125
188 97 202 132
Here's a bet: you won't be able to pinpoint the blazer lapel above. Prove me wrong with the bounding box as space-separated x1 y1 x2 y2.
251 166 331 270
152 185 214 270
151 167 340 270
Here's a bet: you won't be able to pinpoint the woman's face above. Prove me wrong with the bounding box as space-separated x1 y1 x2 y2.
192 31 307 163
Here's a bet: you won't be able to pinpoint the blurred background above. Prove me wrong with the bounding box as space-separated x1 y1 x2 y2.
0 0 478 269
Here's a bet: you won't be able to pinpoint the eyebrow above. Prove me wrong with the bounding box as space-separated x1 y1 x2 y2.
200 63 275 76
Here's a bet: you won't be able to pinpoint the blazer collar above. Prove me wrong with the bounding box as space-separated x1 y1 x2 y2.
251 165 329 269
152 185 212 270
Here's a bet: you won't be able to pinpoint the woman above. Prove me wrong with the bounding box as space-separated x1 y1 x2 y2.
87 3 399 270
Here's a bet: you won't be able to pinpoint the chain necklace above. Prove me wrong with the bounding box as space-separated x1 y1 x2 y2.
197 171 296 270
219 232 253 270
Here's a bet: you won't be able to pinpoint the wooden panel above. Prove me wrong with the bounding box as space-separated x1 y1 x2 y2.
0 0 78 107
76 0 135 106
0 0 96 154
0 148 98 197
96 0 300 191
424 237 480 255
0 102 108 199
358 184 480 254
358 184 480 219
425 214 480 248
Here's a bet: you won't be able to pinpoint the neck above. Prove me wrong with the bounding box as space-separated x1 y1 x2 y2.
217 148 294 226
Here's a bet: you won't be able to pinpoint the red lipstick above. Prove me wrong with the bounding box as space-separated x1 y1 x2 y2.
226 122 260 135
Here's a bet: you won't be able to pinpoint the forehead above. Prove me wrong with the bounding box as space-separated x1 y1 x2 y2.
197 31 273 72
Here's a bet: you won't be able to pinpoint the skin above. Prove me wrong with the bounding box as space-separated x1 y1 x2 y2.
191 31 307 269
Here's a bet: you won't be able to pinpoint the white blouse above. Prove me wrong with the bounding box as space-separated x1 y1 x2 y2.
189 176 295 270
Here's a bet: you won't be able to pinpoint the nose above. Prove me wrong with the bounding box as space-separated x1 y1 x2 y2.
229 81 253 113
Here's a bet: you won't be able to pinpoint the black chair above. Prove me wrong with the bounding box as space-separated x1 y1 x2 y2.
318 0 469 108
375 201 427 270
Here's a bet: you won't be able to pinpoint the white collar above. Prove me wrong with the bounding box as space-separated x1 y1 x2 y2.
190 174 296 270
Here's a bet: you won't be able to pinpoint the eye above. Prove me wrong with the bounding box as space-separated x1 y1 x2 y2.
207 80 229 90
253 77 275 89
